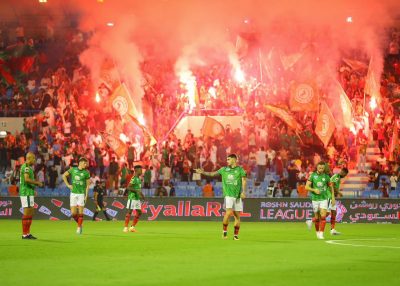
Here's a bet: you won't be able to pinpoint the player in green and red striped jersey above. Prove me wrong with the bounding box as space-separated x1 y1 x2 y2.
20 152 44 239
62 158 90 234
196 154 247 240
123 165 145 233
305 161 334 240
328 167 348 235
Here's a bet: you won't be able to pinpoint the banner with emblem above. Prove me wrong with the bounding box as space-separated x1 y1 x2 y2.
315 102 336 147
289 82 319 111
109 83 140 120
202 117 225 139
101 132 127 158
264 104 302 131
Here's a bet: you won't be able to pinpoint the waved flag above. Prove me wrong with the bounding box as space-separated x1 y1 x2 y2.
389 120 399 161
264 104 302 131
289 82 319 111
99 58 121 90
101 132 127 158
109 83 140 120
331 79 353 129
202 117 225 138
280 52 303 70
315 102 336 147
342 58 368 71
236 35 249 58
364 56 382 104
110 83 157 145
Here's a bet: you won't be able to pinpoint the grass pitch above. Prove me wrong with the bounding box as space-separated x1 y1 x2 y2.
0 220 399 286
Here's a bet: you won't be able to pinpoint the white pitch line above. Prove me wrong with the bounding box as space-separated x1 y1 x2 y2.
326 238 400 249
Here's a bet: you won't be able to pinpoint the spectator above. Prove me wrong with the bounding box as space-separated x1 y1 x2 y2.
169 182 176 197
162 164 172 186
376 153 387 167
287 163 299 191
256 146 267 182
108 157 120 191
0 142 7 173
126 142 136 169
390 172 398 192
380 179 389 198
356 130 368 173
202 181 214 197
47 165 58 189
143 167 152 189
154 183 168 197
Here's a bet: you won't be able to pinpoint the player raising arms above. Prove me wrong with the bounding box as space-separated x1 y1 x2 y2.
63 157 90 234
123 165 145 233
328 167 348 235
305 161 334 240
196 154 247 240
20 152 44 239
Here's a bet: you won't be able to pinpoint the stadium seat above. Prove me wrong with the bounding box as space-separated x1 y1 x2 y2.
361 190 371 198
369 190 382 198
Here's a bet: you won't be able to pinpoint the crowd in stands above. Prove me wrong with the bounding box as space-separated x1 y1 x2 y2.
1 24 400 199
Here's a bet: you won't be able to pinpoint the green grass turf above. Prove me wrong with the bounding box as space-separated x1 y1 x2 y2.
0 220 399 286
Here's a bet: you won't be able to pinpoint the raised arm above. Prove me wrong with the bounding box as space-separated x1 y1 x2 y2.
195 168 220 177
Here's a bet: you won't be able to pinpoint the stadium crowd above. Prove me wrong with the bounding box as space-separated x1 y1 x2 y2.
0 24 400 198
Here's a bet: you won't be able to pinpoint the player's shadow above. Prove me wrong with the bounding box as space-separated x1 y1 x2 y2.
35 239 73 244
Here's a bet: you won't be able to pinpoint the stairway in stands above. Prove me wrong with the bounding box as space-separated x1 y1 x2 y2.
340 141 380 197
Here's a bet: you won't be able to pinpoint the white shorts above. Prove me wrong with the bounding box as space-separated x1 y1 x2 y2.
126 199 141 210
20 196 34 208
312 200 328 213
223 196 243 212
327 198 336 211
70 193 85 207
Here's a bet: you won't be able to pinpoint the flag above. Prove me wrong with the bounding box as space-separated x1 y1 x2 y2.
99 58 120 91
315 102 336 147
110 83 158 146
6 43 37 74
264 104 302 131
342 58 368 71
110 83 140 120
338 87 353 129
202 117 225 138
289 82 319 111
331 79 353 129
280 52 303 70
101 132 127 158
0 58 16 85
364 56 382 103
236 35 249 58
389 120 398 161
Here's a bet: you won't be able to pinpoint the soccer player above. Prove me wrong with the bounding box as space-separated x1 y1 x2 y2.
195 154 247 240
63 157 90 234
20 152 44 239
92 180 111 221
123 165 145 233
305 161 333 240
328 167 348 235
